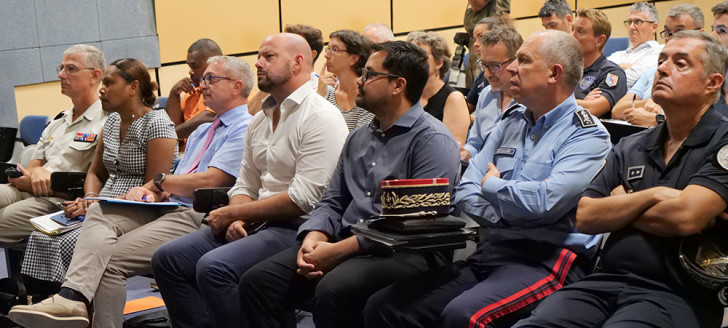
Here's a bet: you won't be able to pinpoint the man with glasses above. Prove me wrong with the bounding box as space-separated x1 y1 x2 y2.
365 30 611 328
8 56 254 328
514 30 728 328
0 44 107 248
151 34 349 328
612 4 704 126
238 41 460 328
607 1 662 88
461 25 523 162
165 38 222 140
572 8 627 118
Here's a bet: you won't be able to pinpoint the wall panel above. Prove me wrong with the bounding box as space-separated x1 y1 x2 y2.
281 0 390 42
155 1 279 64
0 2 39 51
393 0 462 33
35 0 101 47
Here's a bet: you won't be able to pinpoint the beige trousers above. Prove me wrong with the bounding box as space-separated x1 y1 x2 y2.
62 201 204 328
0 184 65 246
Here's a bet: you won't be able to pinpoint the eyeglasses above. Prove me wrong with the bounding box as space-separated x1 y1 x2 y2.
56 64 94 74
623 19 655 27
477 57 516 74
200 74 236 85
660 28 702 40
360 68 401 82
325 47 347 55
713 25 728 36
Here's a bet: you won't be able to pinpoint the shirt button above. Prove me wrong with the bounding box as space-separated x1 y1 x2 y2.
359 219 364 223
366 192 372 196
381 133 385 137
530 135 536 140
372 162 376 166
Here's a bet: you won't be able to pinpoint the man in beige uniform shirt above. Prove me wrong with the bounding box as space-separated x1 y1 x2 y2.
0 44 108 246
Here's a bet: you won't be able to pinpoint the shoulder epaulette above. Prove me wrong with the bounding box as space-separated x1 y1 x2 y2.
574 109 597 128
500 103 523 120
53 111 66 120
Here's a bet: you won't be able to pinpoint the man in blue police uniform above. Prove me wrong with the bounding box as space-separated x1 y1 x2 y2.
514 31 728 328
572 8 627 118
612 4 705 126
237 41 460 328
364 29 611 328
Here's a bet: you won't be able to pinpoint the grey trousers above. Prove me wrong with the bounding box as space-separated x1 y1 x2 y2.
62 201 204 328
0 184 64 246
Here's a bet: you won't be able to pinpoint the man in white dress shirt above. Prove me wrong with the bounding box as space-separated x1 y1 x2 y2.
607 1 663 88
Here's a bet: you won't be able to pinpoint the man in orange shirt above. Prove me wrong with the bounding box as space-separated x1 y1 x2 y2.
165 38 223 139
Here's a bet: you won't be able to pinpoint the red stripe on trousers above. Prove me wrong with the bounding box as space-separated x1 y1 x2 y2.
467 249 577 328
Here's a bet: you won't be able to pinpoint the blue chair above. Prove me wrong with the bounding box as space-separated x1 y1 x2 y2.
19 115 48 146
154 96 168 109
603 37 629 58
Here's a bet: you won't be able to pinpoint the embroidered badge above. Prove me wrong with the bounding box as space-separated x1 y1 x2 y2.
495 147 516 156
73 133 96 142
627 165 645 180
605 73 619 87
715 144 728 171
579 76 596 90
575 109 596 128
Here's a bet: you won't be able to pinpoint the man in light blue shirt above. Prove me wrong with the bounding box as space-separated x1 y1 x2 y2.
461 26 523 162
366 30 611 328
8 55 254 328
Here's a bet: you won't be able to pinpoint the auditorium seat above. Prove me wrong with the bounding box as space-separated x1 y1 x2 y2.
603 37 629 58
18 115 48 146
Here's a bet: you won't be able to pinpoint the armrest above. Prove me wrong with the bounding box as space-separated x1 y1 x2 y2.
193 187 231 213
50 172 87 199
0 162 16 184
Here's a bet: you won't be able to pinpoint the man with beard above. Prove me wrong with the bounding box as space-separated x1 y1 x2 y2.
238 41 461 328
149 33 348 328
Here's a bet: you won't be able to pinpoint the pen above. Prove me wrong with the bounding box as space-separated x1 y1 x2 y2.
631 94 636 109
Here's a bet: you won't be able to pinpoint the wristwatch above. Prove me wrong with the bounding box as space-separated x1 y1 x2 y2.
153 173 166 192
656 113 666 124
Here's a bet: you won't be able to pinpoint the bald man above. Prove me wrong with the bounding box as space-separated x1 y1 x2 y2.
149 33 348 328
363 23 395 43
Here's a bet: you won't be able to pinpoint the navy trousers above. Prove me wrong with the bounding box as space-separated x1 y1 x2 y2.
238 243 448 328
364 241 585 328
512 273 723 328
151 223 298 328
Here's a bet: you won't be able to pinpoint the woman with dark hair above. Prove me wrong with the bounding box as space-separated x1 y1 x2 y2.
317 29 375 131
14 58 178 326
408 31 470 146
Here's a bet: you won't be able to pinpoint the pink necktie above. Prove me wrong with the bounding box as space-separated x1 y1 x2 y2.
185 117 221 174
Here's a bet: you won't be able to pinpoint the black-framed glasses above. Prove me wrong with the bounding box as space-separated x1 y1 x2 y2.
477 57 516 74
624 19 655 27
56 64 94 74
660 28 702 40
200 74 236 85
325 46 347 55
360 68 401 82
713 25 728 36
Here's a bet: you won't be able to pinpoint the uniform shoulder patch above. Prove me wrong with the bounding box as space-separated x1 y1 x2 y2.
574 109 597 128
715 144 728 171
579 76 596 90
605 73 619 88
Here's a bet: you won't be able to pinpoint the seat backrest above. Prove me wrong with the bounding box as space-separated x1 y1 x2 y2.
154 97 168 110
19 144 37 167
0 127 17 162
600 119 648 145
19 115 48 145
603 37 629 58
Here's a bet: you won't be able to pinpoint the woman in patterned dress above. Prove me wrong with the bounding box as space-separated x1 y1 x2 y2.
317 29 375 131
21 58 177 288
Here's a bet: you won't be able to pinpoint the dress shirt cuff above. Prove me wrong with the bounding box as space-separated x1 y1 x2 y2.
288 178 324 214
464 144 478 159
297 217 336 241
481 176 506 204
227 185 256 200
31 147 46 161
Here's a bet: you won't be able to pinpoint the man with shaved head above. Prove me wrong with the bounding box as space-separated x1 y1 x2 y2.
146 33 348 328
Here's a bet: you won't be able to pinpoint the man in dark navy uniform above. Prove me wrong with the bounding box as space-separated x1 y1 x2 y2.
515 30 728 328
572 8 627 118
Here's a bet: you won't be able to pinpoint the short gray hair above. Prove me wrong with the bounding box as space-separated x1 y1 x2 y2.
666 4 705 29
63 44 106 71
207 56 255 98
630 2 659 23
363 23 395 42
532 30 583 90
